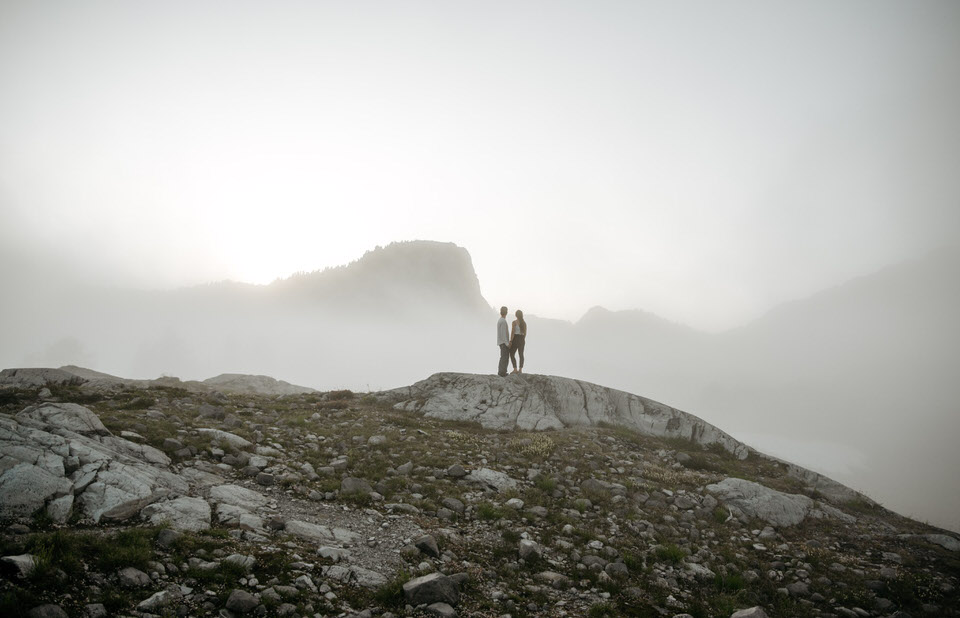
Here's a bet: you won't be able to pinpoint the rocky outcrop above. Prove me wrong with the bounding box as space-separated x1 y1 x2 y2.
141 496 212 531
0 403 187 522
202 374 316 396
0 368 85 389
384 373 750 459
706 478 856 527
0 365 314 397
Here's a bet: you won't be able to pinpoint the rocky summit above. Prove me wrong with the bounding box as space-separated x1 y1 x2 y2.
0 369 957 617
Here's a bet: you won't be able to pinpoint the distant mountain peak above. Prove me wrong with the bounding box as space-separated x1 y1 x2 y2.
273 240 492 317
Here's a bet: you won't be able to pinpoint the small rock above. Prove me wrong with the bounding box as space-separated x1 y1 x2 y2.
118 566 151 588
518 540 541 561
441 497 465 513
730 608 770 618
785 582 809 597
225 588 260 613
137 586 183 611
402 572 460 606
84 604 107 618
341 477 373 495
533 571 570 589
224 554 256 572
27 605 68 618
415 534 441 558
1 553 37 578
425 602 457 617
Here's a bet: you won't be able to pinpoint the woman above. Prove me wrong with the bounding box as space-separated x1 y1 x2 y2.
508 309 527 374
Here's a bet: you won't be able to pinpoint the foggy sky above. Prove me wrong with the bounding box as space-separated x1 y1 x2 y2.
2 1 960 329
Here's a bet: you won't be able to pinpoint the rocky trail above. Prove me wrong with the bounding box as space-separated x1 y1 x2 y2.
0 367 957 617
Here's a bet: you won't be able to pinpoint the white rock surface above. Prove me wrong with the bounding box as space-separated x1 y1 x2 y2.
141 496 212 531
216 503 265 531
195 429 252 449
0 462 72 518
0 368 84 388
465 467 517 492
285 519 360 546
1 554 37 578
208 484 269 510
0 404 187 522
385 373 749 459
16 403 110 436
705 478 853 527
924 534 960 552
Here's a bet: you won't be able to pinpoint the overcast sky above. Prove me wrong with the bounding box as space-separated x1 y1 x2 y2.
2 1 959 330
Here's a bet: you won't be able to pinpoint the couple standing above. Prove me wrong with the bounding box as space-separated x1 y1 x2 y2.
497 306 527 377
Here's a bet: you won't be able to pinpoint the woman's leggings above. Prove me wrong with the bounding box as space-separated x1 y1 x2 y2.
510 335 525 370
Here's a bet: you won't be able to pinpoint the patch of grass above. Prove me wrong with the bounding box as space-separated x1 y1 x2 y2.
48 381 101 403
97 528 156 571
327 389 356 400
713 506 729 524
476 501 503 521
534 475 557 492
25 529 87 577
683 453 726 473
661 435 702 452
0 389 23 406
654 543 685 564
372 569 411 608
588 601 619 617
714 572 746 593
0 589 37 618
341 491 373 507
842 496 879 514
622 551 644 573
98 585 136 613
255 550 294 582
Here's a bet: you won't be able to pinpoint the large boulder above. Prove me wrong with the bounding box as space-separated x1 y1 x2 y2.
402 572 460 606
141 496 212 531
1 402 185 523
78 461 186 522
0 462 72 519
195 429 252 449
384 373 749 458
706 478 831 527
464 467 517 492
0 368 85 388
16 403 110 436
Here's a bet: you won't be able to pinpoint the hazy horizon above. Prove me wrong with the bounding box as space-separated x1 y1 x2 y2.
3 1 960 330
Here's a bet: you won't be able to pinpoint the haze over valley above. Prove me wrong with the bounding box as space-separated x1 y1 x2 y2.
2 240 958 534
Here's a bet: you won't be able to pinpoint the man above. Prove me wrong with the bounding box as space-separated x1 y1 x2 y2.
497 306 510 377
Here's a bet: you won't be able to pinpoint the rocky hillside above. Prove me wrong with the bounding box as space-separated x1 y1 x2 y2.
0 369 957 618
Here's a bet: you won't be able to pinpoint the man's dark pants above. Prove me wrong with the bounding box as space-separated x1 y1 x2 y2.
498 344 510 377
